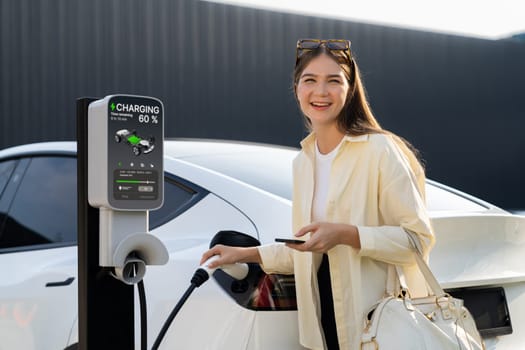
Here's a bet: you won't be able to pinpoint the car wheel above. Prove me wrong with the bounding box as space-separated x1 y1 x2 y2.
115 135 121 143
132 146 141 156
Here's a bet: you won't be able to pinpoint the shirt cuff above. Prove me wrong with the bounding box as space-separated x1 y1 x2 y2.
356 225 412 264
356 225 376 257
257 243 294 274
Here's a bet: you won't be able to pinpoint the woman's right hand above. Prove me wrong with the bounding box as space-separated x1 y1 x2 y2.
200 245 261 269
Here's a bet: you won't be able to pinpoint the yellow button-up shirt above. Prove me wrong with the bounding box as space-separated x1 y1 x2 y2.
258 133 435 349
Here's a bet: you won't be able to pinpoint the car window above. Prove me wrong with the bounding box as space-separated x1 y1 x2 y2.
0 157 77 250
0 160 17 196
149 174 208 230
0 156 207 252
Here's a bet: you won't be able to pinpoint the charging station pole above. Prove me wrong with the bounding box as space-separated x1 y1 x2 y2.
77 97 135 349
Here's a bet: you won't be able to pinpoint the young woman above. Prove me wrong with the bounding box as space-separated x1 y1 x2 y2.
201 39 435 350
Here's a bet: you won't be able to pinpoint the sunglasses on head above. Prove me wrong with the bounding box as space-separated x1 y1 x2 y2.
295 39 352 65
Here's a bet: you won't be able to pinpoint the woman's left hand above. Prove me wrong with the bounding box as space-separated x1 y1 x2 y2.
287 222 360 253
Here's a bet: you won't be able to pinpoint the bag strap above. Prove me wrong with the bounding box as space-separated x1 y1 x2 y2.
386 265 396 296
388 230 445 297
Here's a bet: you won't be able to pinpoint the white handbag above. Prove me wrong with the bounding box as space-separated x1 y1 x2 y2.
360 232 485 350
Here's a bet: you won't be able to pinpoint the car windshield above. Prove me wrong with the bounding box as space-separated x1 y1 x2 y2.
425 182 489 212
179 147 297 200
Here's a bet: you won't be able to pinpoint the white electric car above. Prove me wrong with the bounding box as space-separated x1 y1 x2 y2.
0 140 523 350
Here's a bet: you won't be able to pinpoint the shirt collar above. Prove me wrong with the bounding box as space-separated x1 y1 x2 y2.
344 134 370 142
300 133 370 162
300 132 370 150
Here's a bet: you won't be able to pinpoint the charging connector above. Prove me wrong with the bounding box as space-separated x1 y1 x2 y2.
192 255 249 287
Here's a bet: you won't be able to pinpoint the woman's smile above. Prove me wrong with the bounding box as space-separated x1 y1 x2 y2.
311 101 332 110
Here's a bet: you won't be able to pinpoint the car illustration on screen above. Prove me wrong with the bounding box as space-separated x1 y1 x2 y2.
115 129 155 156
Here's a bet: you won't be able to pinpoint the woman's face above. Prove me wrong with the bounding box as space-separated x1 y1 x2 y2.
296 53 350 130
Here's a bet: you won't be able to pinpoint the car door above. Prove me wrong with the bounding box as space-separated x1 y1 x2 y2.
0 156 78 350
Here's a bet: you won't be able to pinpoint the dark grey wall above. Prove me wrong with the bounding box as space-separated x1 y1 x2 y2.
1 0 524 209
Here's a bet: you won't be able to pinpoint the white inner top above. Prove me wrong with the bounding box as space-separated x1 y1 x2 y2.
312 139 343 222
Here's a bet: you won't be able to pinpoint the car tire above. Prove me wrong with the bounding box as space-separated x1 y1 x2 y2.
132 146 141 156
115 135 121 143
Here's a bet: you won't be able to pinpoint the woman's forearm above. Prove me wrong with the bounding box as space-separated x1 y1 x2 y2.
239 246 262 264
339 224 361 249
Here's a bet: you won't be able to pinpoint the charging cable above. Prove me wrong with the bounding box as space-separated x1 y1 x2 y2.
138 279 147 350
151 256 248 350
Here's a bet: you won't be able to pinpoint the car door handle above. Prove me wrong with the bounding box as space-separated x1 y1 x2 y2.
46 277 75 287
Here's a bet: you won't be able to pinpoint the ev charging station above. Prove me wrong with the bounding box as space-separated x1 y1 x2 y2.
77 95 169 349
77 94 250 350
87 95 168 283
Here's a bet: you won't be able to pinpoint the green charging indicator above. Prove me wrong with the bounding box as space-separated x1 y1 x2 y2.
127 135 141 145
116 179 156 184
116 180 142 184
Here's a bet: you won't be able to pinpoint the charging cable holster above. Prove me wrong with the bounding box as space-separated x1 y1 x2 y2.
99 208 168 284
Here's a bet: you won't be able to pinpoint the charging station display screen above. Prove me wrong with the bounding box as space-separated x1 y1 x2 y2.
107 96 163 209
